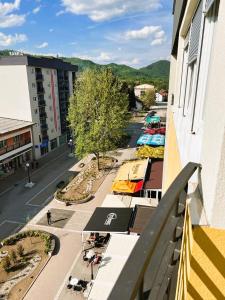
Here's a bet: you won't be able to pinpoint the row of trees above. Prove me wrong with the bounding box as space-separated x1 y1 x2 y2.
68 68 130 169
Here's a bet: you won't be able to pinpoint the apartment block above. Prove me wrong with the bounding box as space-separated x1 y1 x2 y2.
0 55 77 159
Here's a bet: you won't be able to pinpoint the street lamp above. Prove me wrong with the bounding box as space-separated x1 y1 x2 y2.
68 138 74 157
26 162 31 183
25 162 34 188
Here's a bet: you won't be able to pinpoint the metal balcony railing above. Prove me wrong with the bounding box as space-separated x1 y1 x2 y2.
36 73 44 81
0 139 32 155
108 162 200 300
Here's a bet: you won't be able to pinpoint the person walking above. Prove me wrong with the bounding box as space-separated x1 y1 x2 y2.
47 210 52 225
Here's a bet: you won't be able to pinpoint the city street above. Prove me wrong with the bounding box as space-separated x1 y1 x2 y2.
0 145 77 240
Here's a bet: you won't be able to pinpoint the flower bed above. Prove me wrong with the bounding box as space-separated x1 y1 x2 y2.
55 156 115 204
0 230 55 300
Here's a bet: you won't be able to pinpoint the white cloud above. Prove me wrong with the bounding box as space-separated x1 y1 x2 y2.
36 42 48 48
60 0 161 22
56 10 65 16
49 28 54 32
0 32 27 46
151 37 166 46
124 26 160 40
98 52 111 62
32 6 41 14
0 0 26 28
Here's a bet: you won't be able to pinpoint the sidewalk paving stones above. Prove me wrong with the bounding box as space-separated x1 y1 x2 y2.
37 209 74 228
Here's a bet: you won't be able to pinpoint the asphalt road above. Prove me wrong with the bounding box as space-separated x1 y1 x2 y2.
0 148 77 240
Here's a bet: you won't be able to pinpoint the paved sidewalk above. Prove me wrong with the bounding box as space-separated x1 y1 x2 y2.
0 144 70 195
22 146 136 300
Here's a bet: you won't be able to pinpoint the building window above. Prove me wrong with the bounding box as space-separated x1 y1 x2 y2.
34 109 38 114
48 83 50 87
49 106 52 111
39 135 41 143
31 68 34 73
32 83 36 88
14 135 20 143
0 140 6 148
33 97 36 101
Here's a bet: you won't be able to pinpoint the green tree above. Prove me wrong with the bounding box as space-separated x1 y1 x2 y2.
68 68 129 169
141 89 156 109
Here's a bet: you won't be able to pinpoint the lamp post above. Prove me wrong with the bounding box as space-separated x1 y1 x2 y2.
68 138 74 157
25 162 34 188
26 162 31 183
91 261 94 280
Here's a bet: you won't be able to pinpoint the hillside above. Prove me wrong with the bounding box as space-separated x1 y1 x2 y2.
0 50 170 88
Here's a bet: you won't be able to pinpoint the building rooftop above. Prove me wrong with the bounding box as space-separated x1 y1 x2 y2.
135 84 155 89
0 117 33 135
0 54 78 72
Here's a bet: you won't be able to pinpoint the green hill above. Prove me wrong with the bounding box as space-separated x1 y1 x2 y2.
0 50 170 89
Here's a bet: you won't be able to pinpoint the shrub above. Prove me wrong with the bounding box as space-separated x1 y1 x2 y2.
2 256 11 272
17 244 24 257
10 250 17 264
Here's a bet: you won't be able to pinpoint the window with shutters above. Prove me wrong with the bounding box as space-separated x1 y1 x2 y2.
191 0 219 132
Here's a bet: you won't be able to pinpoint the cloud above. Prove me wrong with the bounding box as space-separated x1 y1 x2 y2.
151 37 166 46
0 0 26 28
32 6 41 14
49 28 54 32
0 32 27 46
60 0 161 22
56 10 65 16
124 26 160 40
36 42 48 48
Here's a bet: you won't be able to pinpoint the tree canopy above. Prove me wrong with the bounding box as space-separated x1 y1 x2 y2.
141 89 156 109
68 68 129 167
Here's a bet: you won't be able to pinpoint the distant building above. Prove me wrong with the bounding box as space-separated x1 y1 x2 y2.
0 55 78 159
0 117 33 177
155 90 168 103
134 84 155 98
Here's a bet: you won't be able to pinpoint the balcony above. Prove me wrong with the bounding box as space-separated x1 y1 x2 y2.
108 163 200 300
0 139 32 156
38 100 46 107
37 86 45 94
36 73 44 81
39 112 47 119
40 123 48 130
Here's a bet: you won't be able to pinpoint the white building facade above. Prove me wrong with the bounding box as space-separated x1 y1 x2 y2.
163 0 225 227
0 55 77 159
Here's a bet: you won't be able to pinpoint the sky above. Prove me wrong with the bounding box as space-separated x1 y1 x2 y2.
0 0 173 68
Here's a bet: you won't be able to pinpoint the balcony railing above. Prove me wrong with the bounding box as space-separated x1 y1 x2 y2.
38 100 46 107
40 123 48 130
37 87 45 94
0 139 32 156
36 73 44 81
108 162 200 300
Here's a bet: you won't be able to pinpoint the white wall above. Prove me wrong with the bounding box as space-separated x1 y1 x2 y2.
0 65 32 121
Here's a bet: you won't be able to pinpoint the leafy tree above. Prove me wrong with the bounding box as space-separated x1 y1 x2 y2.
141 89 156 109
68 68 129 169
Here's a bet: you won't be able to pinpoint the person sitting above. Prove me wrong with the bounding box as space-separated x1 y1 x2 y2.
67 276 72 289
73 285 83 292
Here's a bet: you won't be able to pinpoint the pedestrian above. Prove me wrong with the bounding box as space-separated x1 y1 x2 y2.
47 210 51 225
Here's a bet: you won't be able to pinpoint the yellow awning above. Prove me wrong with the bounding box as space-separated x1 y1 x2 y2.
114 159 149 181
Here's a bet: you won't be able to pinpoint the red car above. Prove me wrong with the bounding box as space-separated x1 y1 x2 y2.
144 127 166 135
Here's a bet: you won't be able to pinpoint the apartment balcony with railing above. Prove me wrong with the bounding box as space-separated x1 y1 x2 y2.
109 163 225 300
0 139 32 156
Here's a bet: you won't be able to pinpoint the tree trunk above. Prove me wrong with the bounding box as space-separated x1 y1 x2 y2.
94 152 100 171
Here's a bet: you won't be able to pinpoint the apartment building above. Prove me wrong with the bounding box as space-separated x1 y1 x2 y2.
108 1 225 299
0 117 33 177
0 55 77 159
